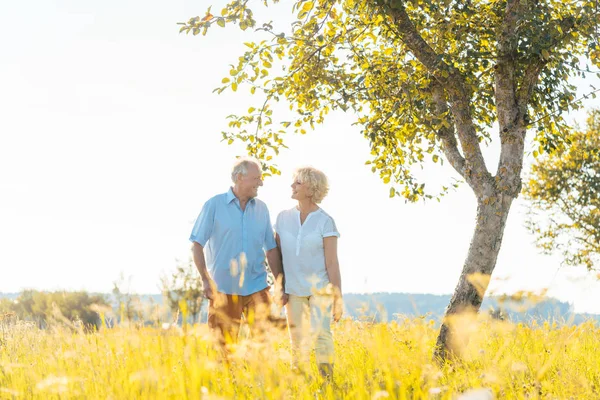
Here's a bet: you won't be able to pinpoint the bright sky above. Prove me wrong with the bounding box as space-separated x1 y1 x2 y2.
1 0 599 313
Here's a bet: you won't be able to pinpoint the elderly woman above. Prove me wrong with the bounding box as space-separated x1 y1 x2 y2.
274 166 342 379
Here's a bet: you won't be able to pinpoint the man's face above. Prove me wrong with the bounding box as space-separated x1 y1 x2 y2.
237 163 263 198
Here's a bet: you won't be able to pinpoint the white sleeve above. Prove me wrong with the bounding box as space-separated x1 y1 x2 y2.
322 216 340 238
274 211 282 235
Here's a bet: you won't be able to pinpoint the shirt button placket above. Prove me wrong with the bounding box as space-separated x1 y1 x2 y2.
242 206 247 258
296 226 301 256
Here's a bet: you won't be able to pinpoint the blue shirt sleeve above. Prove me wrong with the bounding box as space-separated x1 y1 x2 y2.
189 198 216 246
263 207 277 251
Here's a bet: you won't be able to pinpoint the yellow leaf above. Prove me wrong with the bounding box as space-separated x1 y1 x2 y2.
222 77 230 84
232 83 238 92
302 1 314 12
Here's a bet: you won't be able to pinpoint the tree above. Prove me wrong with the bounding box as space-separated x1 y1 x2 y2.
160 259 204 324
112 273 143 324
180 0 600 360
524 109 600 271
7 290 109 331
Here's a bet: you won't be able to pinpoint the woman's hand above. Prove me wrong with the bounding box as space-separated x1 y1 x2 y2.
333 296 343 322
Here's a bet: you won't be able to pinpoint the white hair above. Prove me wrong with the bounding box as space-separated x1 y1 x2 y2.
231 157 261 183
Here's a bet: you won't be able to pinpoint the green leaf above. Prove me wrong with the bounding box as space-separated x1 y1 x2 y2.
541 49 550 60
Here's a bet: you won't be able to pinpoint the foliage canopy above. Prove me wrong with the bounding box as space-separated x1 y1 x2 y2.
180 0 600 201
525 109 600 270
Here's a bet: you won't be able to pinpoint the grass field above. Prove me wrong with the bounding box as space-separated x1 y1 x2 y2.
1 313 599 399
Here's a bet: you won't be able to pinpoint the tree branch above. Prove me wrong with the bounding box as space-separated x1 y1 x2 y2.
495 0 521 130
494 0 526 197
379 1 492 195
516 16 576 112
380 2 456 85
431 83 467 179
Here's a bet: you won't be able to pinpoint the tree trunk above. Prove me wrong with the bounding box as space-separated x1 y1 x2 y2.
434 191 514 362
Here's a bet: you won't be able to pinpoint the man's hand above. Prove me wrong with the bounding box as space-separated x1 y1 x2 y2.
202 279 216 301
281 293 289 307
333 297 343 322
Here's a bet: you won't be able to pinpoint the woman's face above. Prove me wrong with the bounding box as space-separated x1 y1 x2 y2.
291 177 311 201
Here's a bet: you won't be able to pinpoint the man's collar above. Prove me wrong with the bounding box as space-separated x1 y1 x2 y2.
226 187 237 203
226 187 256 204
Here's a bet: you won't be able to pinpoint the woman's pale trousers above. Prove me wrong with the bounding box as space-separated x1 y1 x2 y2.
285 294 334 367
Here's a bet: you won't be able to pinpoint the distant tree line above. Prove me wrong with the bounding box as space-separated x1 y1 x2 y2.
343 292 599 325
0 290 108 331
0 259 206 330
2 259 598 329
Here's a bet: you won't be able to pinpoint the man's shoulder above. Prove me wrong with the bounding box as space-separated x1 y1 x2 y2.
200 191 229 209
252 197 273 211
276 207 296 218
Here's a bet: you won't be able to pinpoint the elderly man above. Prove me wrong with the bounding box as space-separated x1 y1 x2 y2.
190 158 283 350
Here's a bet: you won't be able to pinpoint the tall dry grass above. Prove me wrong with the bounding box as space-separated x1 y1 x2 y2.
1 311 599 399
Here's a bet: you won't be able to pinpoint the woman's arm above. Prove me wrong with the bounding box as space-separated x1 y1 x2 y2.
324 236 343 321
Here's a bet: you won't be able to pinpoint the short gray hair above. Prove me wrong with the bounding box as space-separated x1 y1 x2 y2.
231 157 261 183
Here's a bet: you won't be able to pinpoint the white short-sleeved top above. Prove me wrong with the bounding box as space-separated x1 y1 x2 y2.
274 207 340 296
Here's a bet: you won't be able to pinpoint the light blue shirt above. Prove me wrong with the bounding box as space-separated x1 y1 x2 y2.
189 188 277 295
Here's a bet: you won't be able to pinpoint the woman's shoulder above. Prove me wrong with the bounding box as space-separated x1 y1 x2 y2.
317 208 335 222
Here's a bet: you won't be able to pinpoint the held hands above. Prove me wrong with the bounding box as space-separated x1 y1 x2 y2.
274 283 288 307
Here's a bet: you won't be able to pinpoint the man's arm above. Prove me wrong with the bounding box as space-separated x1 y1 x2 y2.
266 245 283 287
267 235 285 305
324 236 343 322
192 242 215 300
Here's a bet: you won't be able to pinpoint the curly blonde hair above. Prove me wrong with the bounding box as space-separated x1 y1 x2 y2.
294 166 329 204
